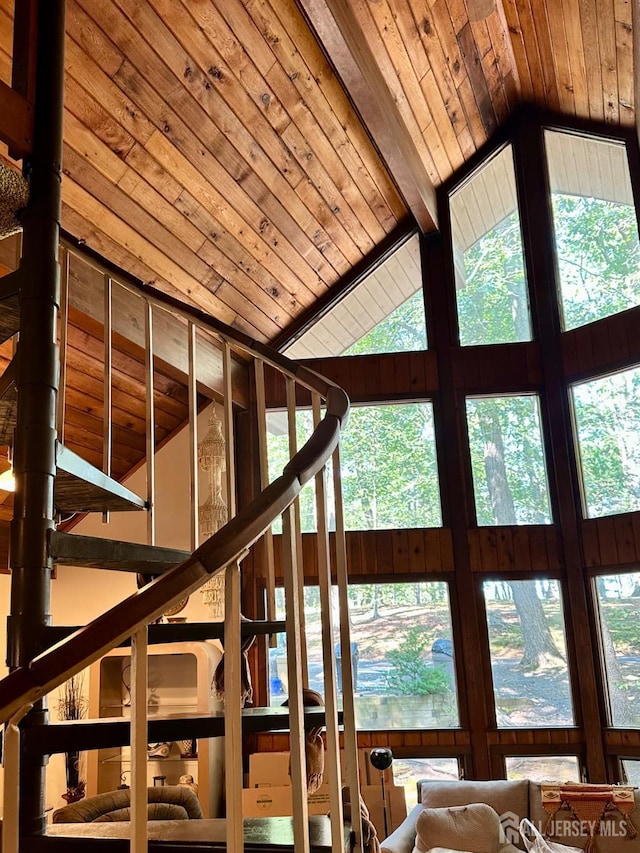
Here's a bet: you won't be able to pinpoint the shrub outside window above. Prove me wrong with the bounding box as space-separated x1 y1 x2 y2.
269 582 459 731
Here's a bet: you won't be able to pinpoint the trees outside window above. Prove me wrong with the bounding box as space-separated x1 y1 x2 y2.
545 130 640 330
594 572 640 728
572 368 640 518
484 580 574 727
466 395 552 526
340 403 441 530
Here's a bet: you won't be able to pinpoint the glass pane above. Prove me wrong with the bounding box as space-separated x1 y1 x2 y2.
505 755 580 783
546 130 640 330
621 760 640 785
594 572 640 728
572 368 640 518
466 396 552 525
343 290 427 356
484 579 574 727
392 757 460 809
284 234 426 358
269 582 460 731
341 403 442 530
267 410 317 534
450 145 531 346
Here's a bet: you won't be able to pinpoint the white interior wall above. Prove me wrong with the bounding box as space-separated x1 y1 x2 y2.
0 402 226 816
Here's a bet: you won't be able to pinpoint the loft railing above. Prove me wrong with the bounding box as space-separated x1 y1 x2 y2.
0 236 360 853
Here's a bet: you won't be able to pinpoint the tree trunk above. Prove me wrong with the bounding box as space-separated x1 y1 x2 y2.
479 406 564 669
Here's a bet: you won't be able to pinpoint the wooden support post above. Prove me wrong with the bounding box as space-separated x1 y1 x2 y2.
286 376 308 683
145 301 155 546
56 244 69 443
102 274 112 523
131 627 148 853
1 703 33 853
224 560 244 853
282 503 311 853
188 322 198 550
312 394 344 852
332 444 362 853
255 358 276 622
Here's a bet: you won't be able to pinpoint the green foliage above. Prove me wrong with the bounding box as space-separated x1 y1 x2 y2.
386 627 451 695
552 194 640 330
340 403 442 530
466 395 551 525
343 290 427 356
572 368 640 518
457 211 531 346
600 602 640 655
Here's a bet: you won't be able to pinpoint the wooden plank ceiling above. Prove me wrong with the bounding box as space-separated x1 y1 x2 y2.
0 0 636 565
0 0 635 348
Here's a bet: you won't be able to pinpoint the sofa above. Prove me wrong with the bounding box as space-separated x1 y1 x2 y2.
381 779 640 853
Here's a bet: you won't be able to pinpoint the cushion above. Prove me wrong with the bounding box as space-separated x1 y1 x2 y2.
413 804 508 853
95 803 189 821
421 780 529 848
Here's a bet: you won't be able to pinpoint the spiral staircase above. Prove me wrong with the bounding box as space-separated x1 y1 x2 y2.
0 2 360 851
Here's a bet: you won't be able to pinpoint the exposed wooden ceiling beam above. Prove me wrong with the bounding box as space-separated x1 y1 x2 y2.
295 0 438 232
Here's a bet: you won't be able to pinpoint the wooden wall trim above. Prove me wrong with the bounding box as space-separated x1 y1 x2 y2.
0 80 33 157
514 113 607 780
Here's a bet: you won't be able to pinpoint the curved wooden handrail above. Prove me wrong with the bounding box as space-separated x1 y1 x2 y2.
0 356 349 723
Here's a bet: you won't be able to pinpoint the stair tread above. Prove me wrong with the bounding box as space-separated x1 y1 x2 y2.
24 708 339 754
55 443 147 513
41 619 286 646
49 530 188 572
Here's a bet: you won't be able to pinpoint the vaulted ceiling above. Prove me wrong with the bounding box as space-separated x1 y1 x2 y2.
0 0 636 348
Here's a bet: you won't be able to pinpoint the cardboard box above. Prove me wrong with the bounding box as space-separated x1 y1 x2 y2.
248 748 378 789
242 784 332 817
361 783 407 839
249 751 291 788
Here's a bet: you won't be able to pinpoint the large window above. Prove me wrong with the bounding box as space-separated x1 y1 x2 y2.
450 145 531 346
343 289 427 356
393 757 460 808
594 572 640 728
340 403 441 530
466 395 552 526
269 582 459 730
284 234 426 359
572 367 640 518
545 130 640 330
267 409 318 533
505 755 580 783
484 579 574 727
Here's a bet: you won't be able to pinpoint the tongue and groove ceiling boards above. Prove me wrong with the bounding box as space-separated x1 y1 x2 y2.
0 0 636 346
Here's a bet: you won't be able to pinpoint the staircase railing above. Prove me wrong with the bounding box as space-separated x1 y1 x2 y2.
0 235 360 853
